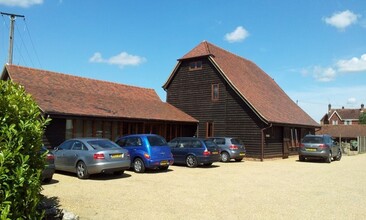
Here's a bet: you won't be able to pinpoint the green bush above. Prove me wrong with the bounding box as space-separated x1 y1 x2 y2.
0 80 50 219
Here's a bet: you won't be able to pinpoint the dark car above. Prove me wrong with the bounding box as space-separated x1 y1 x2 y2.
40 146 55 183
115 134 174 173
53 138 131 179
208 137 246 162
299 134 342 163
168 137 220 167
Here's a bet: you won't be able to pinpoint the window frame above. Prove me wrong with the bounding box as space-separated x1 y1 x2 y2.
188 61 202 71
211 84 219 101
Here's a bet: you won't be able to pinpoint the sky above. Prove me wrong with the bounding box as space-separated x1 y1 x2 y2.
0 0 365 123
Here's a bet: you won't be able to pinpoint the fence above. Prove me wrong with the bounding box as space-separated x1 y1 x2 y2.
358 136 366 154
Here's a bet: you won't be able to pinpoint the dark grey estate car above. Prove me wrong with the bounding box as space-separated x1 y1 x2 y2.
208 137 246 162
299 134 342 163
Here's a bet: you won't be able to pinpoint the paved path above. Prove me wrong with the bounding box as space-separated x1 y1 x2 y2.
42 154 366 219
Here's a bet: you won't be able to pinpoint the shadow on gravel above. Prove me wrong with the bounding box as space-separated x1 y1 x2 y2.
172 164 221 169
297 159 328 163
55 170 132 180
39 195 63 220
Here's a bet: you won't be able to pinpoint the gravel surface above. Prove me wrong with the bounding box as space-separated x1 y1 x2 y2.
42 154 366 220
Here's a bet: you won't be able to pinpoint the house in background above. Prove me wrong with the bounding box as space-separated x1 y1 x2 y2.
320 104 364 125
1 65 198 147
163 41 319 160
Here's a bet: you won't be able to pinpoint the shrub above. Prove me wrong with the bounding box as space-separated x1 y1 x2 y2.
0 80 50 219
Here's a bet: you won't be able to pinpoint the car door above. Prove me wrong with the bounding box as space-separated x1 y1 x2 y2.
67 141 86 169
117 137 142 160
54 140 74 171
173 139 190 163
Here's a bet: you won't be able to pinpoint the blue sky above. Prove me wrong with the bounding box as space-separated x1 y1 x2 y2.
0 0 365 122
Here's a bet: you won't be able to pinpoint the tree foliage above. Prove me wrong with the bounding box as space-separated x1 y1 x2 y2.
360 112 366 124
0 80 50 219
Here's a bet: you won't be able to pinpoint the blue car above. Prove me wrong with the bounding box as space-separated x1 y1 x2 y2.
115 134 174 173
168 137 220 167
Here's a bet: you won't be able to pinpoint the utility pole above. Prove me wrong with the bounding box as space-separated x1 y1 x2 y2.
1 12 25 64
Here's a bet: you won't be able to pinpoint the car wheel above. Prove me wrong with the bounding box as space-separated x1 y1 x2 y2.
113 170 125 175
133 158 145 173
334 149 342 161
235 158 243 162
186 155 198 168
325 152 332 163
220 152 230 162
76 161 90 179
299 155 305 162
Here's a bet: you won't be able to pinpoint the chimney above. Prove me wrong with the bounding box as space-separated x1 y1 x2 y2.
328 104 331 113
342 106 344 109
361 104 364 113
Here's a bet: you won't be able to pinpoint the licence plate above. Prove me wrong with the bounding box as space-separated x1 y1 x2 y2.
160 160 168 166
240 153 246 156
306 148 316 152
111 154 123 159
212 151 219 155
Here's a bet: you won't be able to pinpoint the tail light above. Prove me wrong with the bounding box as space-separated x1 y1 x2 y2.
93 153 105 160
203 150 211 156
144 153 150 159
229 145 238 150
46 154 55 161
318 144 327 149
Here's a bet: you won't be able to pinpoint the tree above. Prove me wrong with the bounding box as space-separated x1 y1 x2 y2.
360 112 366 124
0 80 50 219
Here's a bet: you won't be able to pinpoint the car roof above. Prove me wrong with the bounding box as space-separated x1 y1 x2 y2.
68 138 110 142
119 134 161 138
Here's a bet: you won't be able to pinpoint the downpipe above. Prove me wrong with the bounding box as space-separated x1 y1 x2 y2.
261 123 272 162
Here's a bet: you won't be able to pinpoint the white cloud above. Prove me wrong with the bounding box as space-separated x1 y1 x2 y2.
0 0 43 7
89 52 146 68
224 26 249 43
336 54 366 72
347 97 357 105
312 66 336 82
324 10 359 30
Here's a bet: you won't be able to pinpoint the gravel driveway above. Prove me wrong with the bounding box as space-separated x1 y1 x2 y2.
42 154 366 219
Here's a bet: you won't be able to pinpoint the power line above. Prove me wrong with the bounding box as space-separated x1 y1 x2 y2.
24 18 42 68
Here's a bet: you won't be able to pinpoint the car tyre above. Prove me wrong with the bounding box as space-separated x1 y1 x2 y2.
334 149 342 161
133 158 145 173
325 152 332 163
76 161 90 179
220 152 230 162
299 155 305 162
235 158 243 162
186 155 198 168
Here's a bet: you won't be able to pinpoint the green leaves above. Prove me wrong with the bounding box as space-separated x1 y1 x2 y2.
0 80 49 219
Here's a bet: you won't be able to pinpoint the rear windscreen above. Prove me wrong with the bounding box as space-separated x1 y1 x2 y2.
204 140 217 148
231 138 242 145
302 137 323 144
88 140 119 149
147 136 167 147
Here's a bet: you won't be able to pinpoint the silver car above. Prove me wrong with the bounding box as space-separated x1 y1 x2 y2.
208 137 246 162
53 138 130 179
299 134 342 163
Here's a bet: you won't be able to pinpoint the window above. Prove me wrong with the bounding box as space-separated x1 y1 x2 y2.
344 120 352 125
65 119 73 140
189 61 202 71
332 120 338 125
212 84 219 101
206 122 214 138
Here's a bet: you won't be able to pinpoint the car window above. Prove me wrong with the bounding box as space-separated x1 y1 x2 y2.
192 140 202 148
168 140 178 148
147 136 167 147
88 140 119 149
124 137 143 146
71 141 84 150
204 140 216 148
215 138 225 145
116 138 127 147
58 140 73 150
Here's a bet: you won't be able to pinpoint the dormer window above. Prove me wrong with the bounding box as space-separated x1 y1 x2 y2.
189 61 202 71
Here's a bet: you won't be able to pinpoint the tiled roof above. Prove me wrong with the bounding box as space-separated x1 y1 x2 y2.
317 125 366 138
2 65 197 123
329 109 362 120
168 41 318 127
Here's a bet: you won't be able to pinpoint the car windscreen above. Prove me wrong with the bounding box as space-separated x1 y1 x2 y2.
147 136 167 147
204 140 217 148
230 138 242 145
87 140 120 150
302 136 323 144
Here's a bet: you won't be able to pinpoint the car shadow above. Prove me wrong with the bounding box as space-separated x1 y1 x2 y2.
297 159 327 163
172 164 220 169
55 170 132 180
125 168 174 175
42 178 59 185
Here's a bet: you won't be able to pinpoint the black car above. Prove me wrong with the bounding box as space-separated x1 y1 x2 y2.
298 134 342 163
168 137 220 167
